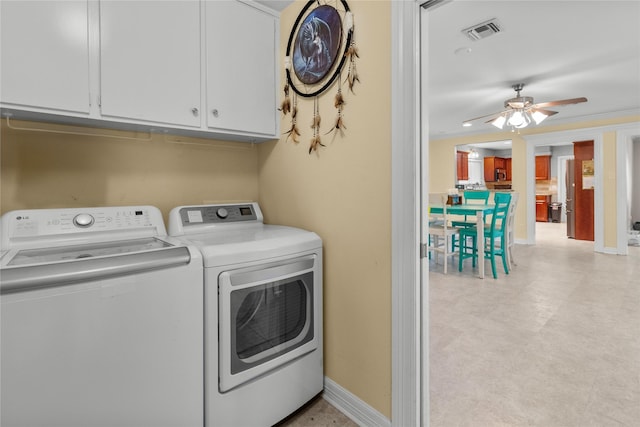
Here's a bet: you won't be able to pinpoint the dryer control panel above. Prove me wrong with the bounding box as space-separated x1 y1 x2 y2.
169 203 263 235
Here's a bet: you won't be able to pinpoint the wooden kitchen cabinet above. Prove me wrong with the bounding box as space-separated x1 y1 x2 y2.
483 156 507 182
536 195 550 222
0 1 90 114
535 155 551 180
99 1 201 127
456 151 469 180
505 158 512 181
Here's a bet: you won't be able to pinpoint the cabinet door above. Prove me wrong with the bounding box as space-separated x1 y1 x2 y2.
99 1 201 127
535 155 551 180
205 1 277 136
505 158 512 181
484 157 495 182
535 196 549 222
494 157 506 169
1 1 90 114
456 151 469 180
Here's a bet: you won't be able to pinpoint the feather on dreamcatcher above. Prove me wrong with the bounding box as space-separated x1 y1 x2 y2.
280 0 359 155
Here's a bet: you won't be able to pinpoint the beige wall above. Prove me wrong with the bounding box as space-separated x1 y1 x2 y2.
258 0 392 417
430 115 640 246
1 120 259 222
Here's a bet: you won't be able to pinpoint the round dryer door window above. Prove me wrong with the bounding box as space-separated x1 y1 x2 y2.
218 255 319 392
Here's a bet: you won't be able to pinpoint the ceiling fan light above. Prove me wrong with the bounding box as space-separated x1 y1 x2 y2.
515 116 531 129
491 115 506 129
531 110 549 124
507 110 526 127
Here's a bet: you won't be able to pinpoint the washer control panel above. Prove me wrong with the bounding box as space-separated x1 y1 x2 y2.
1 206 165 247
177 204 258 226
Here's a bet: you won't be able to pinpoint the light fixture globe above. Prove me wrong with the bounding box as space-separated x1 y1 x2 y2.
491 115 507 129
531 110 549 124
507 110 526 127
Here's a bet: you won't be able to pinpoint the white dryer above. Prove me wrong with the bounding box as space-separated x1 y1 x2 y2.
169 202 323 427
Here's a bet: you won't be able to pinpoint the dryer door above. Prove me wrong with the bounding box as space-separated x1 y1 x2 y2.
218 255 318 393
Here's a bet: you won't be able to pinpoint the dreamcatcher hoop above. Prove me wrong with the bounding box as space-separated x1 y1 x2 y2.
285 0 352 98
281 0 358 153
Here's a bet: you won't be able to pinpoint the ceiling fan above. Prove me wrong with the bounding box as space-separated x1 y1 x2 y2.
463 83 588 130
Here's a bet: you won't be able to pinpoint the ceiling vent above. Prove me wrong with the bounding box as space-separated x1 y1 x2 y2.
462 18 502 41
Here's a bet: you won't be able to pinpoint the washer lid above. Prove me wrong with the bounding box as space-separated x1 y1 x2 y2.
182 225 321 267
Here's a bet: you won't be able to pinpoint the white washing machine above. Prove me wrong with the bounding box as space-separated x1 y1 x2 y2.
169 202 323 427
0 206 204 427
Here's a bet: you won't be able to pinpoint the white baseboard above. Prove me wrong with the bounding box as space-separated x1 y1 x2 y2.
322 377 391 427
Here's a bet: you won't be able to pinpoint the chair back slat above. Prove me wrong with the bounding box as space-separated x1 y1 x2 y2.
463 190 490 204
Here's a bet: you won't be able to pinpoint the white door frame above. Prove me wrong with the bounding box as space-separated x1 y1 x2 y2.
391 1 423 426
617 126 640 255
525 123 639 254
392 2 640 425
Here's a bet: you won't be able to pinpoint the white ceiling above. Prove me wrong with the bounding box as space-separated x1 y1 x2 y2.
256 1 640 140
427 0 640 139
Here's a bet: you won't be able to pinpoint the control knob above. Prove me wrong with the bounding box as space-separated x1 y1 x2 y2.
73 213 95 228
216 208 228 219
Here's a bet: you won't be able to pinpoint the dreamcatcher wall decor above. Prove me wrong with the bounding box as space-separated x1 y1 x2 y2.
281 0 359 154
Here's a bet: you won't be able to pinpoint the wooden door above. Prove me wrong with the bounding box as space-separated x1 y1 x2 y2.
573 141 594 241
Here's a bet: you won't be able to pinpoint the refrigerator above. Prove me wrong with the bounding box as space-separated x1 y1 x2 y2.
565 159 575 238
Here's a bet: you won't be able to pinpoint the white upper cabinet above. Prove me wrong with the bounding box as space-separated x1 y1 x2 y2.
205 1 277 136
99 1 201 127
0 0 279 142
0 1 90 114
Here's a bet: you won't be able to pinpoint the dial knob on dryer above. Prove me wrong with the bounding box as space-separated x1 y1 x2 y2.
216 208 228 219
73 213 95 228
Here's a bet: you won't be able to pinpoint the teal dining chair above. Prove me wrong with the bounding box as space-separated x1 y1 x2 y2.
451 190 490 251
451 190 490 228
458 192 512 279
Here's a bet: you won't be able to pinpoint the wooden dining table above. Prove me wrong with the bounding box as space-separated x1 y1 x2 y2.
429 203 495 279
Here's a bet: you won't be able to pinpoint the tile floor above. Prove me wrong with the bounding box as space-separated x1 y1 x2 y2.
278 222 640 426
430 221 640 426
276 395 357 427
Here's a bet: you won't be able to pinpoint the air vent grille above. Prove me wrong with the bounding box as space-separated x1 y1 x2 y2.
462 18 502 41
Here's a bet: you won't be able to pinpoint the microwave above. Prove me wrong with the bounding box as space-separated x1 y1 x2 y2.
495 168 507 181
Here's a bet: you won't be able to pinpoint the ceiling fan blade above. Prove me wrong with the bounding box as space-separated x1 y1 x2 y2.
463 110 506 124
530 108 558 117
532 97 587 109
